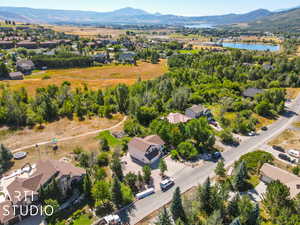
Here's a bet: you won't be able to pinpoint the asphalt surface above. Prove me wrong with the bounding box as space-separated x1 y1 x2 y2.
122 95 300 225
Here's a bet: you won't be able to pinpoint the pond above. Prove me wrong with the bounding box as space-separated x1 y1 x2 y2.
222 42 280 52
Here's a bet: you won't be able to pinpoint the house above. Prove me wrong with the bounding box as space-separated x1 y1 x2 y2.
0 160 86 224
8 72 24 80
128 135 165 165
260 163 300 198
93 53 109 63
0 201 21 225
16 41 38 49
118 52 136 64
0 41 14 49
16 60 35 74
185 105 211 119
166 113 191 124
39 41 59 48
242 88 264 99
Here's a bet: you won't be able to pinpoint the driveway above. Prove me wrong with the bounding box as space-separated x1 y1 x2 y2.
119 94 300 224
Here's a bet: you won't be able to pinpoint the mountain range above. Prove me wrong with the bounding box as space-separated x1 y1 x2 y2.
0 6 299 31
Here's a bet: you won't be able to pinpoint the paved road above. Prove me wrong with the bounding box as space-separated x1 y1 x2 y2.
123 96 300 225
12 116 127 153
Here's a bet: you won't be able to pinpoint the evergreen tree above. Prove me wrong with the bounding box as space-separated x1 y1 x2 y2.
198 177 213 216
227 194 240 220
111 157 124 181
83 174 93 201
170 187 186 223
159 158 168 177
111 178 123 208
215 160 226 179
142 165 152 184
99 137 110 152
0 144 13 175
155 207 173 225
232 161 248 191
206 210 223 225
0 63 9 79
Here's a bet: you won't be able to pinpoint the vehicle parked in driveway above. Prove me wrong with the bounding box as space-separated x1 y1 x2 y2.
248 131 256 136
212 152 222 161
288 149 300 158
278 153 292 162
272 145 285 152
160 178 175 191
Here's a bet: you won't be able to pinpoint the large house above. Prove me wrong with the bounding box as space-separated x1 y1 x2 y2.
185 105 211 119
8 72 24 80
0 160 85 225
166 113 191 124
260 163 300 198
128 135 165 165
16 60 35 74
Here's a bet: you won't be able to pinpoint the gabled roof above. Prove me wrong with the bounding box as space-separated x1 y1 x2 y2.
242 88 264 98
166 113 191 124
260 163 300 197
186 105 206 114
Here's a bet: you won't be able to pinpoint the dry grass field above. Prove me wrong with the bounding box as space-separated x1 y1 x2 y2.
2 60 168 95
47 25 126 38
286 88 300 99
268 129 300 150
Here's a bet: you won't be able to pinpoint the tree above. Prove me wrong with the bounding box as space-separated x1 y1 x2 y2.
198 177 213 216
99 137 110 152
238 195 259 225
115 84 129 113
92 180 111 202
170 187 186 223
143 165 152 184
232 161 248 191
124 172 138 194
111 157 124 181
177 141 198 160
155 207 173 225
159 158 168 177
0 63 9 79
95 199 115 217
215 160 226 179
83 174 92 201
0 144 13 175
44 199 60 223
263 180 292 221
111 178 123 209
206 210 223 225
97 152 109 166
227 194 240 220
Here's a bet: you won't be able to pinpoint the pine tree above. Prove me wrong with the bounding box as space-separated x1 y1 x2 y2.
199 177 213 215
111 178 123 208
111 157 124 181
99 137 110 152
83 174 93 201
159 158 168 177
232 161 248 191
171 187 186 223
227 194 240 220
215 160 226 178
155 207 173 225
206 210 223 225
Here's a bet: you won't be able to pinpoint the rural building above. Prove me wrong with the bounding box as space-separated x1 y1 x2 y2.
39 40 59 48
16 60 35 74
128 135 165 165
93 53 109 63
166 113 191 124
260 163 300 197
0 41 14 49
8 72 24 80
185 105 211 119
242 88 264 98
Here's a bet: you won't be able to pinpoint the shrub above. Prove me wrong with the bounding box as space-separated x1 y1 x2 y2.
97 152 109 167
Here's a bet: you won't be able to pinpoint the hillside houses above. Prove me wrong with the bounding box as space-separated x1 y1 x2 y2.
16 60 35 74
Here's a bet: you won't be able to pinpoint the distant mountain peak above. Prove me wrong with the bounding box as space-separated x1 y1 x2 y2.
111 7 150 16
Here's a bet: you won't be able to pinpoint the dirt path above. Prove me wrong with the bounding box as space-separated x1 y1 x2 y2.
12 116 127 153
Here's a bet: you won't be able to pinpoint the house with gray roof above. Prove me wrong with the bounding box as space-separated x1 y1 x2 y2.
8 72 24 80
242 88 264 99
185 105 211 119
128 135 165 165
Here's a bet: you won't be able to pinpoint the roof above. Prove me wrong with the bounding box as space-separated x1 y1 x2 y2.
6 160 85 203
166 113 191 124
186 105 206 114
260 163 300 197
242 88 264 98
128 135 165 161
8 72 23 79
0 201 16 224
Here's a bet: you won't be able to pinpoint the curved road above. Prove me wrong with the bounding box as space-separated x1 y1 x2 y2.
12 116 127 153
124 96 300 225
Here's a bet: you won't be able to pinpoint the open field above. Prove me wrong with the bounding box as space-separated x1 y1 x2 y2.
3 114 125 171
268 128 300 150
47 25 126 38
2 60 167 95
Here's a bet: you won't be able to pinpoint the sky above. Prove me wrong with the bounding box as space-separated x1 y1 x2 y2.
0 0 300 16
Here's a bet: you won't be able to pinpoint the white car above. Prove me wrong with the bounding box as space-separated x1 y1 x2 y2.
160 178 175 191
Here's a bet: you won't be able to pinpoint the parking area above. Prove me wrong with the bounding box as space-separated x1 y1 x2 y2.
121 154 187 191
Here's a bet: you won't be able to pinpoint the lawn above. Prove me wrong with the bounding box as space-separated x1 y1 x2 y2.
72 215 92 225
2 60 168 96
97 130 130 147
247 175 260 188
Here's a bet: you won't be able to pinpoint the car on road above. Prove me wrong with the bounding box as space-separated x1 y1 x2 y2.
278 153 292 162
160 178 175 191
248 131 256 136
261 126 268 131
212 152 222 161
272 145 285 152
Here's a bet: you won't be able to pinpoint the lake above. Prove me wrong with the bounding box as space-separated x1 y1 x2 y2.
184 24 214 28
222 42 280 52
